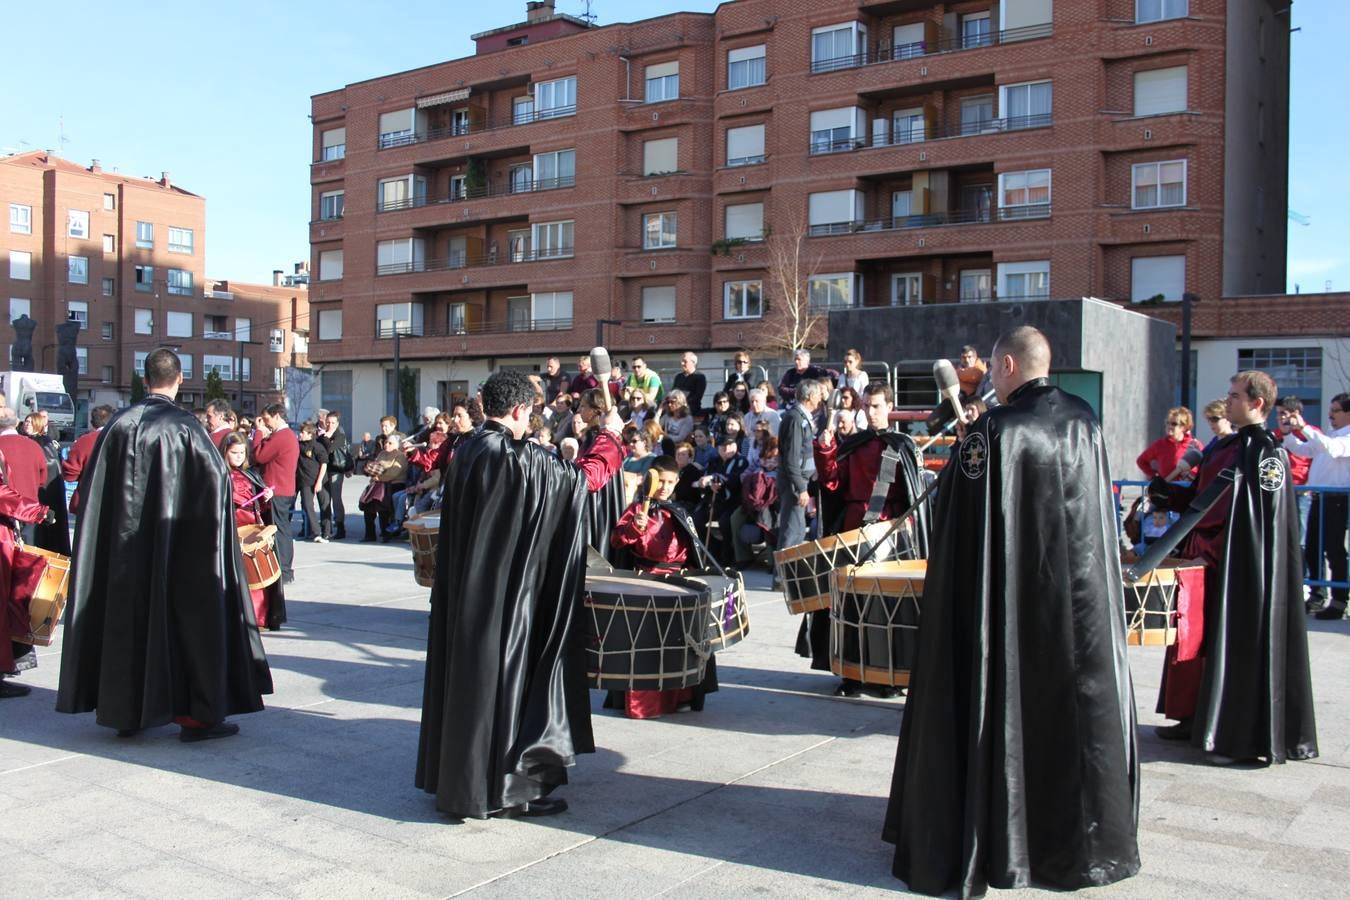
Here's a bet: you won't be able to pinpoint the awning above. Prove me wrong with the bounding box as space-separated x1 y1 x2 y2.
418 88 471 108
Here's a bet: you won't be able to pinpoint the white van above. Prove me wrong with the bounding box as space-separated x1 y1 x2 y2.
0 371 76 430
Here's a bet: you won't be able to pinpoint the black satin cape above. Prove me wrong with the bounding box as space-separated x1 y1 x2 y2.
416 421 599 817
883 381 1139 897
56 395 272 729
1192 426 1318 762
34 433 71 555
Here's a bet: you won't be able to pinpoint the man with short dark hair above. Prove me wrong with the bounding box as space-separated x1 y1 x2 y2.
206 399 233 447
777 348 837 406
417 370 625 820
672 352 707 417
63 404 115 515
543 357 570 404
56 348 272 740
321 410 351 539
626 356 664 406
253 403 300 583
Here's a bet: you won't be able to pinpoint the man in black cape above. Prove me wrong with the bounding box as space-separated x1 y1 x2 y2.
416 370 625 819
883 327 1139 897
1151 369 1317 762
56 349 272 741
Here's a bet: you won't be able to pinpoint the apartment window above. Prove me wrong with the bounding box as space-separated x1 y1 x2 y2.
507 229 531 263
102 277 115 297
68 209 90 239
533 149 576 190
724 203 765 241
133 351 149 378
448 175 468 200
9 204 31 235
892 107 926 145
204 314 229 336
892 190 913 221
728 45 766 90
179 354 194 380
68 301 89 330
378 174 427 211
320 127 346 160
643 212 677 250
960 95 996 135
959 269 993 302
134 308 153 335
378 108 417 148
960 11 992 49
319 190 345 220
509 165 532 194
997 260 1051 299
513 96 535 125
810 107 864 154
892 22 926 60
9 299 31 322
205 355 240 382
166 310 193 338
319 249 344 280
272 367 284 391
1132 160 1187 208
1134 66 1187 116
508 296 531 332
1131 255 1186 302
101 321 114 341
376 238 425 274
643 138 679 176
375 302 425 338
645 61 679 103
135 265 154 292
1137 0 1188 24
528 291 573 330
809 273 858 309
136 221 153 248
727 124 766 167
811 22 867 72
532 221 575 259
1000 80 1052 130
235 317 252 342
449 303 468 335
76 347 88 376
808 189 864 235
724 280 763 319
168 227 194 254
69 256 89 285
10 251 32 281
998 169 1052 218
269 328 285 352
166 268 192 296
102 234 115 254
103 192 116 211
536 76 577 119
318 308 343 340
101 365 114 383
641 285 677 323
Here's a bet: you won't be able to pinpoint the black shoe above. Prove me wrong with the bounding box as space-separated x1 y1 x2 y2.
116 728 139 738
180 721 241 743
334 531 347 540
833 679 862 698
494 797 568 819
1155 721 1192 741
1315 606 1345 621
0 680 31 699
863 684 901 699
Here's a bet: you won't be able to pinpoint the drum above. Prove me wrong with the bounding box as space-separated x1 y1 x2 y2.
773 521 901 614
237 524 281 591
829 559 926 687
584 573 712 692
406 513 441 588
13 545 72 647
686 571 750 651
1123 558 1204 646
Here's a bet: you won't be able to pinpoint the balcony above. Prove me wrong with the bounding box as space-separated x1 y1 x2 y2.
810 113 1052 157
390 317 574 339
808 204 1050 237
375 175 575 214
376 245 574 277
377 106 576 151
809 22 1053 75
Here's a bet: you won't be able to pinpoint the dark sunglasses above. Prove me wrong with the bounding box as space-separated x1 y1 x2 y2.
1205 416 1222 423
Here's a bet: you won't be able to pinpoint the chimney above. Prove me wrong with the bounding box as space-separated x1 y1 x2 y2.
90 159 102 173
273 269 284 287
526 0 554 23
159 171 171 188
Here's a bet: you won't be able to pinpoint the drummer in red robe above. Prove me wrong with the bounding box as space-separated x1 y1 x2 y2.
609 455 718 718
221 433 286 632
1 445 53 698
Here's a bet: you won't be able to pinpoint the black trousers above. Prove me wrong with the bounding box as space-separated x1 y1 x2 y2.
1307 493 1349 607
325 473 346 535
299 483 329 538
271 495 295 579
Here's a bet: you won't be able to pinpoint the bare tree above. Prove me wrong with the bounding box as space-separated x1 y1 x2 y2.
758 217 827 355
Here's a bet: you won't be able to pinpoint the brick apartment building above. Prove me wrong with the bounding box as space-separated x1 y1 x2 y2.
1 151 310 423
308 0 1292 428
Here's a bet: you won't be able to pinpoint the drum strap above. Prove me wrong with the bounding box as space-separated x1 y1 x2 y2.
862 449 903 525
652 500 728 578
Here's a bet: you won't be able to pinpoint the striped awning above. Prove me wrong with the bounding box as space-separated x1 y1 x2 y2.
417 88 471 108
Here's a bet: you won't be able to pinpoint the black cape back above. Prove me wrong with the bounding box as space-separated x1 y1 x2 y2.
56 395 272 729
883 382 1139 897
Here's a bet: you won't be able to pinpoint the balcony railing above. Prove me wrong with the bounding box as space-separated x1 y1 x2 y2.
386 317 576 338
375 245 574 276
807 204 1050 236
809 23 1054 74
377 105 578 150
809 113 1052 156
375 175 576 213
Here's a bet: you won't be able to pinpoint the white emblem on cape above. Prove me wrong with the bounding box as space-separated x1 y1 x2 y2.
1258 456 1285 493
959 432 988 480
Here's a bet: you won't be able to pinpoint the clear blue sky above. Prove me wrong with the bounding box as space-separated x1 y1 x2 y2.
3 1 1341 295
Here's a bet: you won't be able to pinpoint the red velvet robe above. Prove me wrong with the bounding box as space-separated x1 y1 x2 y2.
814 434 910 531
230 468 281 630
2 449 52 675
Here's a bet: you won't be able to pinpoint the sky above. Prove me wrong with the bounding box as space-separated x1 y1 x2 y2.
3 1 1343 295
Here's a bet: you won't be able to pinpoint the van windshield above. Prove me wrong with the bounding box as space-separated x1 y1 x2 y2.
37 392 74 414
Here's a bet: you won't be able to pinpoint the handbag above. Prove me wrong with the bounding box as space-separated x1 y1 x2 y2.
359 480 387 511
330 443 352 473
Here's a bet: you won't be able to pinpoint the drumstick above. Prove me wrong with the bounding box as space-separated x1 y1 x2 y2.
243 490 269 506
639 468 660 522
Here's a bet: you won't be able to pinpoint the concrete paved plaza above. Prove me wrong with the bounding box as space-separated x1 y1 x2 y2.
4 500 1350 897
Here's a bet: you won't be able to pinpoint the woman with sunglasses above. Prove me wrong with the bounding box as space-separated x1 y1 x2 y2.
1136 406 1202 480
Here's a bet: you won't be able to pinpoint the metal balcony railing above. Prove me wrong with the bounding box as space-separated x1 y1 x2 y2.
375 245 574 276
377 105 578 150
807 204 1050 236
387 317 576 338
808 23 1054 74
375 175 576 213
809 113 1052 156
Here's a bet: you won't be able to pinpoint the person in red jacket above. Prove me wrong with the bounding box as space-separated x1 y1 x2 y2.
62 405 115 515
814 384 925 533
1 444 53 698
1136 406 1202 480
0 408 50 546
252 403 300 584
222 433 285 631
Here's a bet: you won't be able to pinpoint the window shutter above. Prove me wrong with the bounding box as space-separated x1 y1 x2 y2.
1130 256 1186 301
1134 66 1187 116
